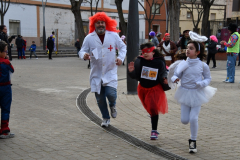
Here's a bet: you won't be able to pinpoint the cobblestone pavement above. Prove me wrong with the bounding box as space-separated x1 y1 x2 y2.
1 58 240 159
87 60 240 160
0 58 160 160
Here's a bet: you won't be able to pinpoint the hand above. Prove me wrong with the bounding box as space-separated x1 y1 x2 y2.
84 53 90 60
174 78 180 83
220 41 226 45
128 61 135 72
115 58 122 66
163 78 168 84
5 55 9 59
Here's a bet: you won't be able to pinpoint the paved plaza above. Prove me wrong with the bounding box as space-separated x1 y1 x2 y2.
0 57 239 159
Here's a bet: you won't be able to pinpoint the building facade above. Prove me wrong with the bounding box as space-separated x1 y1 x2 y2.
2 0 146 46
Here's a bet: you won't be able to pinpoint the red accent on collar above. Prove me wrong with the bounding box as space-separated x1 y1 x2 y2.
141 46 155 54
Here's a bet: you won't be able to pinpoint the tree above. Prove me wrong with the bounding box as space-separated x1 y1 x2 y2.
182 0 204 33
70 0 86 47
201 0 215 36
168 0 180 42
115 0 127 36
83 0 100 16
0 0 10 25
138 0 165 35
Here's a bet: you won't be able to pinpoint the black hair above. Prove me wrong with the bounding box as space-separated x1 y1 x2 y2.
0 41 8 52
0 25 6 31
32 41 35 43
140 42 163 58
228 23 238 34
49 37 52 40
187 40 206 61
52 31 55 34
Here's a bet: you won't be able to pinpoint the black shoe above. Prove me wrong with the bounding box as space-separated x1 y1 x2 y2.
189 139 197 153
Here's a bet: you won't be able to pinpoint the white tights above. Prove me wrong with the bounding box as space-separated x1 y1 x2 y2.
181 104 201 140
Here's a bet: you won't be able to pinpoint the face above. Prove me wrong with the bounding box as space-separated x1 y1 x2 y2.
95 21 106 35
184 31 189 38
77 39 79 41
165 35 170 41
2 27 7 34
0 46 8 58
142 47 154 60
186 43 199 59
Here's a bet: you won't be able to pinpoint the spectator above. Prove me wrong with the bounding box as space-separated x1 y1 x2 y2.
177 30 191 49
207 35 218 68
149 31 159 47
15 35 24 59
29 41 38 59
47 36 54 60
75 39 80 56
0 25 12 60
21 36 27 59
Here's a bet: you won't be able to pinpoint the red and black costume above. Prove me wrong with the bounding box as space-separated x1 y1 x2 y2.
0 58 14 135
129 56 168 130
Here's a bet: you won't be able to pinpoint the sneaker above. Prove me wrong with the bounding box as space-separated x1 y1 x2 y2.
150 130 159 140
110 106 117 118
36 58 38 59
222 79 229 82
101 119 110 127
0 132 15 139
189 139 197 153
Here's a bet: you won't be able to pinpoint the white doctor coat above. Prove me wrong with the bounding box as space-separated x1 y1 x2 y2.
79 30 127 94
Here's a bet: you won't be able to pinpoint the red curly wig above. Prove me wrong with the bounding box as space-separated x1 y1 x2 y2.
89 12 120 33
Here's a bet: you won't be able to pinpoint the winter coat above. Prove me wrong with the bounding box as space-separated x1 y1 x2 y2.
29 44 36 52
15 37 23 48
47 39 54 50
207 40 217 54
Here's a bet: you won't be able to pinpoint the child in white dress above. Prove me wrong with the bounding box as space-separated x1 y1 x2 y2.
171 31 217 153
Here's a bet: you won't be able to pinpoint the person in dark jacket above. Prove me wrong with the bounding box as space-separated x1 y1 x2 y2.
15 35 24 59
0 25 13 60
47 36 54 60
177 30 191 49
74 39 80 56
207 35 218 68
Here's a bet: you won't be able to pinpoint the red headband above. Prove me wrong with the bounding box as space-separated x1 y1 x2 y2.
141 47 155 54
163 33 170 41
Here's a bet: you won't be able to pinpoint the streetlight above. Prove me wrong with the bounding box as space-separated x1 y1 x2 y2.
126 0 139 94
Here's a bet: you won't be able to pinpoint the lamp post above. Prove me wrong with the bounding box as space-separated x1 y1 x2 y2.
126 0 139 94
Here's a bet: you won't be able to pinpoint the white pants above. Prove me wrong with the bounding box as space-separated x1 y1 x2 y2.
181 104 201 140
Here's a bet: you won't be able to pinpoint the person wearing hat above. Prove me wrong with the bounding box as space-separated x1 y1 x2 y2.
220 23 239 83
177 30 191 49
158 33 178 66
149 31 159 47
79 12 126 127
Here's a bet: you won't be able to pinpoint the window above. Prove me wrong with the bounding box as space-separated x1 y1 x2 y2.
210 13 216 20
232 0 240 11
187 11 192 19
9 20 20 36
152 4 160 14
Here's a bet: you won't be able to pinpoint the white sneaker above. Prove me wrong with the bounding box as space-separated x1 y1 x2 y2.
110 106 117 118
0 132 15 139
101 119 110 127
36 58 38 59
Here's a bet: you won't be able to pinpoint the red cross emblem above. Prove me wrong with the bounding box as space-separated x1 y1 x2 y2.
108 45 113 51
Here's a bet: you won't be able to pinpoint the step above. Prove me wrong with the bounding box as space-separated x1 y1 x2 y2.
11 54 78 58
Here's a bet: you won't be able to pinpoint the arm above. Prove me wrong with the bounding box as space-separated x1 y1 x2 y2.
170 41 178 54
196 63 211 88
171 60 187 83
223 34 238 48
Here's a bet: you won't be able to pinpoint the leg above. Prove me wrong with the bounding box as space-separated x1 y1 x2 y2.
33 51 38 58
226 55 230 81
189 106 201 140
17 48 21 59
238 53 240 66
181 104 190 125
30 51 33 58
150 114 159 140
212 53 216 67
105 86 117 118
0 86 12 134
228 54 237 83
95 86 110 119
206 53 211 65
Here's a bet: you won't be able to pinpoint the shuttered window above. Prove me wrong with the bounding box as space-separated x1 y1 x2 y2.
232 0 240 11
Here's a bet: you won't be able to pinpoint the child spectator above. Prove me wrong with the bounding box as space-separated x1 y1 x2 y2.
29 41 38 59
0 41 15 139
